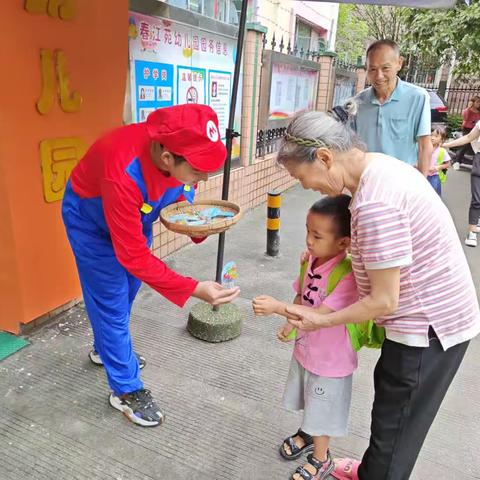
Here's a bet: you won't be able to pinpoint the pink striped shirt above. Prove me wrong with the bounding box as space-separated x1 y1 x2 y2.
350 155 480 350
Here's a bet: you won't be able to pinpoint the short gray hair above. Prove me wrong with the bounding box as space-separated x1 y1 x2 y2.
277 106 365 165
366 39 400 59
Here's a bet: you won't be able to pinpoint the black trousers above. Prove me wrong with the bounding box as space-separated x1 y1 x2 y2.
469 153 480 226
358 330 469 480
455 127 474 164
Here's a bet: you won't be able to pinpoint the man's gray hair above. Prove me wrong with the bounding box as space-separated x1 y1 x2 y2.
366 39 400 59
277 102 365 165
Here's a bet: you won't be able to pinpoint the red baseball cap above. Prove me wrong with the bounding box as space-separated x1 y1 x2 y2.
146 104 227 172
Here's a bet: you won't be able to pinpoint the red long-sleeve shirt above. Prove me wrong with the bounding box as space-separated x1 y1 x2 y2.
69 122 198 307
462 108 480 129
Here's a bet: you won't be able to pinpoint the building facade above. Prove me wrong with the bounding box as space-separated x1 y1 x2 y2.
0 0 353 333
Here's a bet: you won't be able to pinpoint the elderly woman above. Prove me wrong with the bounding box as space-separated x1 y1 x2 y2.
277 109 480 480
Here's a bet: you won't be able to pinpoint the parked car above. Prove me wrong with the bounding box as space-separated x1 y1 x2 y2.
427 89 448 125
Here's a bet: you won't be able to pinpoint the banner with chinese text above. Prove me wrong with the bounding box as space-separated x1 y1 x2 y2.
128 12 241 157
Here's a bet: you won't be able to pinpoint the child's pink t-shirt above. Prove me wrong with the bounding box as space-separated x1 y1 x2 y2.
292 252 359 377
429 146 451 176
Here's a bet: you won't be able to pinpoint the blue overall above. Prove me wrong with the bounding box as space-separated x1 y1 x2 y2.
62 158 194 394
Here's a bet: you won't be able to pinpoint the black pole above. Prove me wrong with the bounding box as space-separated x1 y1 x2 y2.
213 0 248 309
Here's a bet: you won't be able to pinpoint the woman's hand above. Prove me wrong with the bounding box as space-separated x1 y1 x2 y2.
252 295 281 316
192 281 240 305
284 304 331 331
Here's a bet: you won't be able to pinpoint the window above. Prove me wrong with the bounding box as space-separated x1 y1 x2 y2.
295 19 312 54
167 0 188 8
188 0 202 14
166 0 239 25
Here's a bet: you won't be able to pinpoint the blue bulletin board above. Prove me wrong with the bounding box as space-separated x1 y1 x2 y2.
134 60 174 122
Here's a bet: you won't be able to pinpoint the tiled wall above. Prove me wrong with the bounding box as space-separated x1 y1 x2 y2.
152 153 297 259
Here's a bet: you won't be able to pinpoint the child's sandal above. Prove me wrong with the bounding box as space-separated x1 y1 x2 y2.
292 452 335 480
280 429 314 460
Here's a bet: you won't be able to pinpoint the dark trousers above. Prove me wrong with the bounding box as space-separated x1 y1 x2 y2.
358 330 469 480
469 153 480 226
456 127 474 164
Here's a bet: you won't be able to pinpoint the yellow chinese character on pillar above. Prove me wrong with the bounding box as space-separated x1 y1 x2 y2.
40 137 86 202
25 0 75 20
37 49 83 114
37 49 55 114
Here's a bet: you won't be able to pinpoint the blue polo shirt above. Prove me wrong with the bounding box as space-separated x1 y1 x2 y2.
352 78 431 165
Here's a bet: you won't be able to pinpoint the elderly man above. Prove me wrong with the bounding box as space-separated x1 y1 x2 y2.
353 39 433 174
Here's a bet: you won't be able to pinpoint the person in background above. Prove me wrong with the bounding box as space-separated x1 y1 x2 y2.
427 126 450 197
454 95 480 166
353 39 432 175
444 120 480 247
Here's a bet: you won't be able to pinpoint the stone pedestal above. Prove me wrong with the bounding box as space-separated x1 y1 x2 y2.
187 302 243 342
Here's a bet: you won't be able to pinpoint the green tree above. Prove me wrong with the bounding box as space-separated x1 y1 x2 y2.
335 1 479 78
353 5 410 46
404 0 480 78
335 4 369 65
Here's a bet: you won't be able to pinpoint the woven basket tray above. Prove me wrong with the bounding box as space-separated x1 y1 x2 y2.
160 199 242 236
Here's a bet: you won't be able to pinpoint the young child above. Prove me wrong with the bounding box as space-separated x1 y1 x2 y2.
252 195 358 480
428 126 451 197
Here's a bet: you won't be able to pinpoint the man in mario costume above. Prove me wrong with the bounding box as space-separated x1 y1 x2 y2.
62 104 240 427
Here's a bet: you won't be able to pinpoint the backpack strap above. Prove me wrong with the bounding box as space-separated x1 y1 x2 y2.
326 256 352 295
299 260 309 292
288 259 310 341
437 148 447 184
436 147 445 165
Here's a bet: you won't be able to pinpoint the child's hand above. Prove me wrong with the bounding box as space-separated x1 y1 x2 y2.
277 323 296 342
299 249 310 265
252 295 280 316
429 166 438 175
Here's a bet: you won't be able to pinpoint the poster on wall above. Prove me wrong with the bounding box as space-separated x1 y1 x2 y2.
208 70 232 138
177 66 206 106
269 63 317 120
128 12 241 155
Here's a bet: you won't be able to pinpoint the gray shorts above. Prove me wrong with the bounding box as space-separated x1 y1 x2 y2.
282 356 353 437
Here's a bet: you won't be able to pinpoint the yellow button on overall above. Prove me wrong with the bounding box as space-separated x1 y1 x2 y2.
140 203 153 214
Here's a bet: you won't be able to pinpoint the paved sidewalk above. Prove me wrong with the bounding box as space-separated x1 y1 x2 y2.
1 168 479 480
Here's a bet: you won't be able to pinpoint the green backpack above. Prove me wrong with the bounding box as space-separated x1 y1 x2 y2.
437 148 447 184
289 256 385 352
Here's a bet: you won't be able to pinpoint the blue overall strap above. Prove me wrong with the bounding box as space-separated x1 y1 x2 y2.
125 157 195 218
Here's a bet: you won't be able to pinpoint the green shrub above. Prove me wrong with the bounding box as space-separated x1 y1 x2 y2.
446 113 463 137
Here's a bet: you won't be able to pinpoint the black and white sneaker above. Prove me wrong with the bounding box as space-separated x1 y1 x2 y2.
88 349 146 369
109 389 165 427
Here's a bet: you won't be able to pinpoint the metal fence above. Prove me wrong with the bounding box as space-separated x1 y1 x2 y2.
333 74 356 107
256 127 287 158
444 87 480 115
401 67 438 89
332 58 358 107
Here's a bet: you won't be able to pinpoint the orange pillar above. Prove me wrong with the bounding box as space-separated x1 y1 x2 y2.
0 1 128 333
